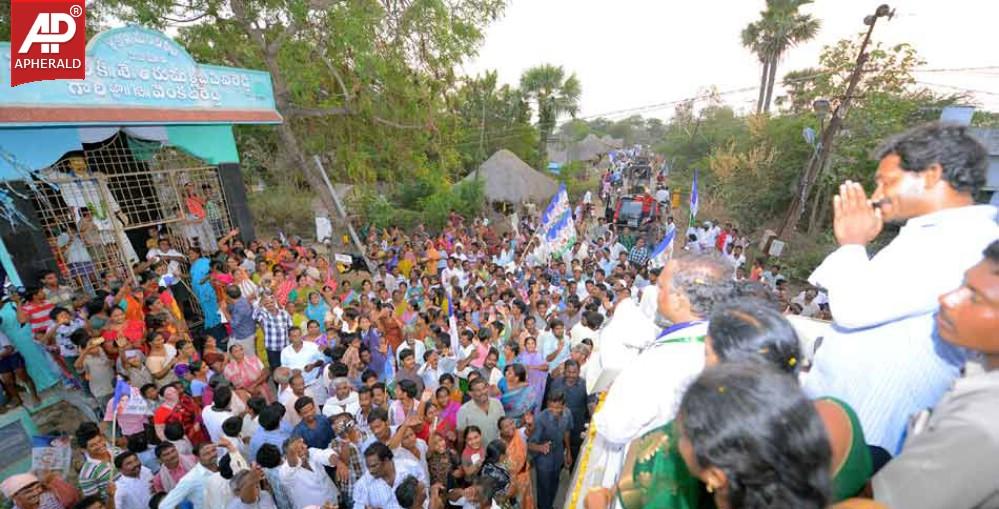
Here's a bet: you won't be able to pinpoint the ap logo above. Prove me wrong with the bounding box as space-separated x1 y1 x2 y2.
9 0 87 86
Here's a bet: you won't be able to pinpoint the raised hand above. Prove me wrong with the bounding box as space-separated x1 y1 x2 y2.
833 180 883 247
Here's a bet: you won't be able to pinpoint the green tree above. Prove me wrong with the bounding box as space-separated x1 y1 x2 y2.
741 0 821 114
520 64 581 168
451 71 538 173
98 0 504 215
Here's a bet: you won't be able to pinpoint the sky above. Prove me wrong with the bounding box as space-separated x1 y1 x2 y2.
463 0 999 121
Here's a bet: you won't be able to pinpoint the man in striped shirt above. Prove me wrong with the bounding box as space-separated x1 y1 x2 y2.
76 422 120 498
19 288 53 338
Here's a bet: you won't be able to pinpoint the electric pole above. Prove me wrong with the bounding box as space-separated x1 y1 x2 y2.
777 4 894 240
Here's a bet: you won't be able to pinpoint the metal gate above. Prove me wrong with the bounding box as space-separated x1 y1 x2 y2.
29 132 234 296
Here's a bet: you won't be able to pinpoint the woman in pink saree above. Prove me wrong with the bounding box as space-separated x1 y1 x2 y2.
223 344 273 403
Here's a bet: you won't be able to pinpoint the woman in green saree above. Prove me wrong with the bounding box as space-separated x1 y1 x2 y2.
605 301 871 509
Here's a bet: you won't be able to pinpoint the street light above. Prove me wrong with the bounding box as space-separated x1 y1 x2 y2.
812 98 830 120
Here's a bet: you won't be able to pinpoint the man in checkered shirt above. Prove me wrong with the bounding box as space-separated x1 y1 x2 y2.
628 237 651 268
329 413 367 509
253 295 292 369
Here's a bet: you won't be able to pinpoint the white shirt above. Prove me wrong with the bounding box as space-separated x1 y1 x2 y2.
278 448 340 508
201 406 234 444
226 492 277 509
115 467 154 509
596 321 708 445
157 451 246 509
393 439 429 476
803 204 999 453
323 391 360 418
585 298 659 394
397 340 427 367
352 458 427 509
146 248 185 277
280 341 324 383
637 285 660 322
569 322 598 349
540 331 570 371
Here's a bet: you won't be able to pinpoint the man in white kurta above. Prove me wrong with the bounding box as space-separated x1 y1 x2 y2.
577 254 734 499
278 437 340 508
596 254 734 444
802 123 999 453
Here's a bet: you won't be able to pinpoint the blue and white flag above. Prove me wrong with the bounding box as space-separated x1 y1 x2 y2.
649 228 676 269
446 287 460 354
689 170 700 225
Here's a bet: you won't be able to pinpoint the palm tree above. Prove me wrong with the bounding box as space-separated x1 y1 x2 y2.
520 64 581 168
742 0 821 114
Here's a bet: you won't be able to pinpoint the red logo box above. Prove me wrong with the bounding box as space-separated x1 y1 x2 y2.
10 0 86 86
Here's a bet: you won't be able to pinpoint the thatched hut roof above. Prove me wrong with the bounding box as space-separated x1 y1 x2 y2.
464 149 558 204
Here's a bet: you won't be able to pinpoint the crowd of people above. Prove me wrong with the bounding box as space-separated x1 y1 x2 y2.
0 121 996 509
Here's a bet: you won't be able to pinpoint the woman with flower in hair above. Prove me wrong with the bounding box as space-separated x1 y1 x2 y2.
589 300 871 509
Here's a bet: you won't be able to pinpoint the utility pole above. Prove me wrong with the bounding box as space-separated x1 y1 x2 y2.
476 94 486 179
777 4 894 240
312 155 375 274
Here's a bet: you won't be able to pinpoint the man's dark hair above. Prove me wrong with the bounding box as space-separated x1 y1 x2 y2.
395 475 421 509
213 385 232 410
154 441 176 459
367 407 389 426
874 122 987 194
222 415 243 438
547 389 565 405
399 348 414 362
397 379 419 399
256 443 283 468
468 377 487 391
225 285 242 300
126 432 149 453
364 441 393 461
259 403 285 431
583 311 604 329
986 239 999 265
357 385 373 397
150 492 167 509
294 396 315 413
72 495 105 509
361 369 379 383
164 421 185 441
247 395 267 415
113 450 137 470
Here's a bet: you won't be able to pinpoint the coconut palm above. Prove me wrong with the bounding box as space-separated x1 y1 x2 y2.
520 64 581 168
742 0 821 114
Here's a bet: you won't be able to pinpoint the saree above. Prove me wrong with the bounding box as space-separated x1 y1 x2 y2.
305 301 329 331
438 400 461 430
504 431 535 509
616 421 703 509
500 384 537 426
224 355 274 401
517 351 547 409
0 302 60 391
190 257 220 328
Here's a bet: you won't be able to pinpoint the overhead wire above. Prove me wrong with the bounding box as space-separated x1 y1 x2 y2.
433 65 999 151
